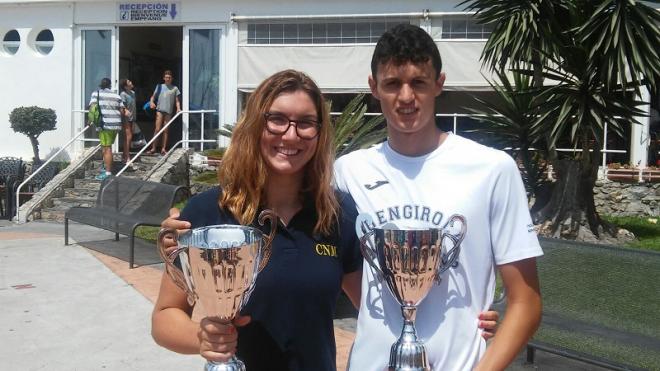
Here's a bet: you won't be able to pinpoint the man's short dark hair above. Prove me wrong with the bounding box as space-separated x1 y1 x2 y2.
99 77 111 89
371 24 442 80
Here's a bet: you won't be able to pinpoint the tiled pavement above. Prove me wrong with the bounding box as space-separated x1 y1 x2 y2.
0 220 609 370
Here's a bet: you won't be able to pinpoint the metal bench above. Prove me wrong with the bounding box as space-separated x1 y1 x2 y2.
521 238 660 371
10 162 60 217
0 157 25 219
64 176 189 268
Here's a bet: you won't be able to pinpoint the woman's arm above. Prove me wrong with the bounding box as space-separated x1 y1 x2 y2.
151 272 201 354
152 271 243 362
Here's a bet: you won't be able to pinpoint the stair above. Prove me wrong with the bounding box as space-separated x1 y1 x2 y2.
38 153 160 222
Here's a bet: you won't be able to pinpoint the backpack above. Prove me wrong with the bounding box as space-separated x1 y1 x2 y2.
87 90 104 128
143 84 163 117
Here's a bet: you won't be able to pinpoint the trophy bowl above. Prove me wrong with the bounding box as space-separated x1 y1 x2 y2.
157 210 277 371
358 214 466 371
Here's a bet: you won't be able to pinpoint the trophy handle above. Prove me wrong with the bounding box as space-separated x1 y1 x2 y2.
257 209 278 273
437 214 467 280
359 230 385 282
156 228 195 305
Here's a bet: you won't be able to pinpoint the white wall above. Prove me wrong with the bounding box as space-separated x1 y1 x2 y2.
0 3 74 160
0 0 477 161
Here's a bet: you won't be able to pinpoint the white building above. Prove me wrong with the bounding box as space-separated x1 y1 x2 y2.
0 0 656 167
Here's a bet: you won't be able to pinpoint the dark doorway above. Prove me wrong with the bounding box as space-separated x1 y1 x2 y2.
118 26 183 154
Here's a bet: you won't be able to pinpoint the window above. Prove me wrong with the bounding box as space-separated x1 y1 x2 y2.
441 16 492 39
246 20 407 44
2 30 20 55
34 29 54 55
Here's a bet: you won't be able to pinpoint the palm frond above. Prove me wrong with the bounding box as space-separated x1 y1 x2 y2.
332 94 386 158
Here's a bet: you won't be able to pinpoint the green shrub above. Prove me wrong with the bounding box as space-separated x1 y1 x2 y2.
9 106 57 165
192 170 218 184
602 215 660 252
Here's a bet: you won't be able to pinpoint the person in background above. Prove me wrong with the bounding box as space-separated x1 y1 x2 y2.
88 77 124 180
118 78 135 168
147 69 181 155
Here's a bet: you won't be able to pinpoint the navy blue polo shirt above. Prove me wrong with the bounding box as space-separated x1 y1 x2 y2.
179 187 362 371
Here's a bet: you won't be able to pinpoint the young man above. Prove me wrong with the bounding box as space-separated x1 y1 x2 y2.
333 24 542 370
88 77 125 180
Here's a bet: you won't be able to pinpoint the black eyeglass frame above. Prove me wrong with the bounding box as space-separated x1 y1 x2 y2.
263 112 321 140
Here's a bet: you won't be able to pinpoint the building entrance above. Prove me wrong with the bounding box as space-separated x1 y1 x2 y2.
118 26 183 154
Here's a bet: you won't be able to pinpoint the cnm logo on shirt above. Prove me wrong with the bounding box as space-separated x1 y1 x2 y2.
315 243 338 258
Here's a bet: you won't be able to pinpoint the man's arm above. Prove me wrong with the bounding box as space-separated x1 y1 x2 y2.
474 257 541 371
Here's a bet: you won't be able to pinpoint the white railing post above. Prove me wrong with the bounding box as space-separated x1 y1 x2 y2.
200 111 206 152
15 125 93 222
116 109 216 177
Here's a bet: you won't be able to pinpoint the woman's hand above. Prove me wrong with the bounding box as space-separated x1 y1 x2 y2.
198 315 251 362
479 310 500 340
160 208 191 255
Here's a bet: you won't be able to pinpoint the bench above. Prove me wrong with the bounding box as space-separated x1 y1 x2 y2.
0 157 25 219
519 238 660 370
64 176 189 268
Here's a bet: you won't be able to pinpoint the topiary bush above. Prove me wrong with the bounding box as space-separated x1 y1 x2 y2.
9 106 57 165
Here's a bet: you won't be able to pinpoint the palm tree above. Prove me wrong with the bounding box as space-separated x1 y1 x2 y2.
331 94 386 157
460 0 660 239
465 71 551 212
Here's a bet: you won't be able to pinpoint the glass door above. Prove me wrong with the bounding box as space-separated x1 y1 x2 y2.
80 27 117 146
183 26 223 151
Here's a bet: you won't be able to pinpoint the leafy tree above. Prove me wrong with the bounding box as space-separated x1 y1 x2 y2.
9 106 57 165
460 0 660 240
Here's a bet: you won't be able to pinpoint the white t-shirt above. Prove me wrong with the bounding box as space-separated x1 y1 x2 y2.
334 133 543 371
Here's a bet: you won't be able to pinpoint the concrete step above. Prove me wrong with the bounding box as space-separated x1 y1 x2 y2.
87 161 155 175
52 196 97 208
39 205 71 223
64 188 99 199
74 178 102 189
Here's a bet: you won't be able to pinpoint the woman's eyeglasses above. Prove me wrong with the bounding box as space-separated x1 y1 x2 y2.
264 112 320 140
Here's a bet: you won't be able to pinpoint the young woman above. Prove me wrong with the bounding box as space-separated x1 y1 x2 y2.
152 69 362 371
153 70 499 371
118 78 135 164
148 69 181 155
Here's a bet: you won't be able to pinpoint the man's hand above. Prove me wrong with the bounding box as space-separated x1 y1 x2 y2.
160 208 191 255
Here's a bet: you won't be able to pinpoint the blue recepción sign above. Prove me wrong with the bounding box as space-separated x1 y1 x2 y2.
117 2 181 22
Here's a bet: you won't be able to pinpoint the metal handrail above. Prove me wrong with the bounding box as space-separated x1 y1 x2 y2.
14 125 99 221
116 109 216 177
142 139 218 179
330 111 633 176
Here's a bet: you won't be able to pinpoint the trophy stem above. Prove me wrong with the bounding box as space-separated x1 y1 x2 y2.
388 305 430 371
205 356 246 371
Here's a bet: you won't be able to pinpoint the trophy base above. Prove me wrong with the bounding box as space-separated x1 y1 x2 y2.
205 358 246 371
388 336 430 371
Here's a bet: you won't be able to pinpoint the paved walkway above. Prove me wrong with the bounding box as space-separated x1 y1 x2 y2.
0 220 608 370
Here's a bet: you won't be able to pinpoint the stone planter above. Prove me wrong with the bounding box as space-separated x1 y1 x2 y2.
606 168 660 183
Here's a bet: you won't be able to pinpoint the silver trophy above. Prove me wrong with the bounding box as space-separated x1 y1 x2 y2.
157 210 278 371
357 213 467 371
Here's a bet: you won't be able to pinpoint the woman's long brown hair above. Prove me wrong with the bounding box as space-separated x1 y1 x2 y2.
218 70 338 236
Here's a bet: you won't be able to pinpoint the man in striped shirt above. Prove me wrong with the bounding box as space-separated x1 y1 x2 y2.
88 77 125 180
